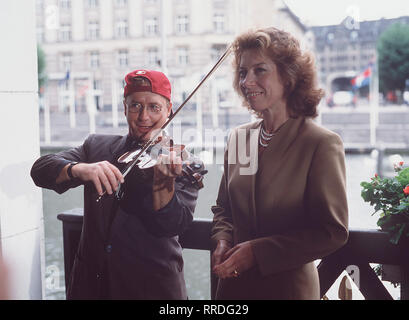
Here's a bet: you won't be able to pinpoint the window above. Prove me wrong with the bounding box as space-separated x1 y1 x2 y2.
177 47 189 65
350 30 359 41
327 32 334 42
36 27 45 43
115 0 127 7
176 15 189 34
36 0 44 13
145 17 158 36
87 0 98 8
115 19 128 38
93 79 101 90
211 44 227 61
147 47 159 66
60 52 72 71
88 21 100 40
59 0 71 9
118 50 128 67
90 51 99 68
59 23 71 41
213 14 225 33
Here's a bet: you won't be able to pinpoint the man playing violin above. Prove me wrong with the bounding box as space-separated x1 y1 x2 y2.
31 70 201 299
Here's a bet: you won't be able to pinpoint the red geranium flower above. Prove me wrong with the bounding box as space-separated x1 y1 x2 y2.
404 185 409 195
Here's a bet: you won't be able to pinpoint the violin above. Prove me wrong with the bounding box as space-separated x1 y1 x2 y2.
96 44 232 202
114 135 207 200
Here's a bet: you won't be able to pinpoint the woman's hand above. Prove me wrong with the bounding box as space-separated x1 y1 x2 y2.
212 241 256 279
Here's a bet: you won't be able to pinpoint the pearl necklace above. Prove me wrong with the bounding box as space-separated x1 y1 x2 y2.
259 123 276 147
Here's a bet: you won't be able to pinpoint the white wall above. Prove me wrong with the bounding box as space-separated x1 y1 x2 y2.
0 0 44 299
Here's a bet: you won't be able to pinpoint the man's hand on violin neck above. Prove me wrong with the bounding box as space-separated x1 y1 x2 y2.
71 161 124 196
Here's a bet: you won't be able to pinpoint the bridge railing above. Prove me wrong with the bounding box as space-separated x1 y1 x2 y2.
57 209 409 300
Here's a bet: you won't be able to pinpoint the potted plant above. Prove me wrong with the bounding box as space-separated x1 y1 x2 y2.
361 161 409 245
361 161 409 284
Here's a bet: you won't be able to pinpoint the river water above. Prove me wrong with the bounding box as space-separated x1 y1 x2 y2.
41 150 401 300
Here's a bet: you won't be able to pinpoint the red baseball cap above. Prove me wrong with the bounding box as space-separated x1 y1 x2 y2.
123 69 171 101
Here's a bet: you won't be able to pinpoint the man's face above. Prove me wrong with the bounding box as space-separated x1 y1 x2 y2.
124 91 171 142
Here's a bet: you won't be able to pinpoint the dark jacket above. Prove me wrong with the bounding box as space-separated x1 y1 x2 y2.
31 134 199 299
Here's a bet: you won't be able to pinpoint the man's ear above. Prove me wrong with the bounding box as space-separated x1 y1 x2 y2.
168 102 173 117
123 99 127 116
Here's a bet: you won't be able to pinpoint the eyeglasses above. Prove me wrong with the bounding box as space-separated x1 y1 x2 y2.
126 102 163 114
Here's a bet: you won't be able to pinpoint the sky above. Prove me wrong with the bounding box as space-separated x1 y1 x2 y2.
284 0 409 26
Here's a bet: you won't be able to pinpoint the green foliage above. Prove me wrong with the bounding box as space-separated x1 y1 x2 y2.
377 23 409 93
37 44 47 92
373 264 400 287
361 163 409 244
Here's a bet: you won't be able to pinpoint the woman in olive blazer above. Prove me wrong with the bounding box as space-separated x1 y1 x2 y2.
211 27 349 300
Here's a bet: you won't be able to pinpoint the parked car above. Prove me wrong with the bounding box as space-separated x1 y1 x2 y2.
327 91 356 107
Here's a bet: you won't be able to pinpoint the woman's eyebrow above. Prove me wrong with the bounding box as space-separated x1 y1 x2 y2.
239 62 267 69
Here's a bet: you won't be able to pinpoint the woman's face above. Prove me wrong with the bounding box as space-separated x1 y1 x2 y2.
238 49 286 115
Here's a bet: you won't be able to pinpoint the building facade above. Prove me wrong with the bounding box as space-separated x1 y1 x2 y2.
312 16 409 91
35 0 306 114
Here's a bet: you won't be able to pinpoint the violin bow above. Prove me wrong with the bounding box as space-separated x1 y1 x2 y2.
97 44 233 202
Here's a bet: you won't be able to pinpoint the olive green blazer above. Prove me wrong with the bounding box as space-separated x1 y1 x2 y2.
211 117 349 300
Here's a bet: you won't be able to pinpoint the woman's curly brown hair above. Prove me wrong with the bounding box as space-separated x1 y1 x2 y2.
232 27 324 118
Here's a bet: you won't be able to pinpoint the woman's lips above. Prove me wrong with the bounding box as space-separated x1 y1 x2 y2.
246 92 263 100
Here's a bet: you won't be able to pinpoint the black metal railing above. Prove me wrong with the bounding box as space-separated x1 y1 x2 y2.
57 209 409 300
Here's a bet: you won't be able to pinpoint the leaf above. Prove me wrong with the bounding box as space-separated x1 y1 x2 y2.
395 202 409 211
397 167 409 186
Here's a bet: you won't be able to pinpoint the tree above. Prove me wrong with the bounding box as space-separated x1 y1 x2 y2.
37 44 47 92
377 23 409 94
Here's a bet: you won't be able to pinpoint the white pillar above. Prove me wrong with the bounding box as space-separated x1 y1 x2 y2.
196 89 203 146
211 82 219 128
87 77 96 134
370 58 379 146
160 0 168 75
69 75 76 128
111 73 118 128
0 0 44 299
42 91 51 144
